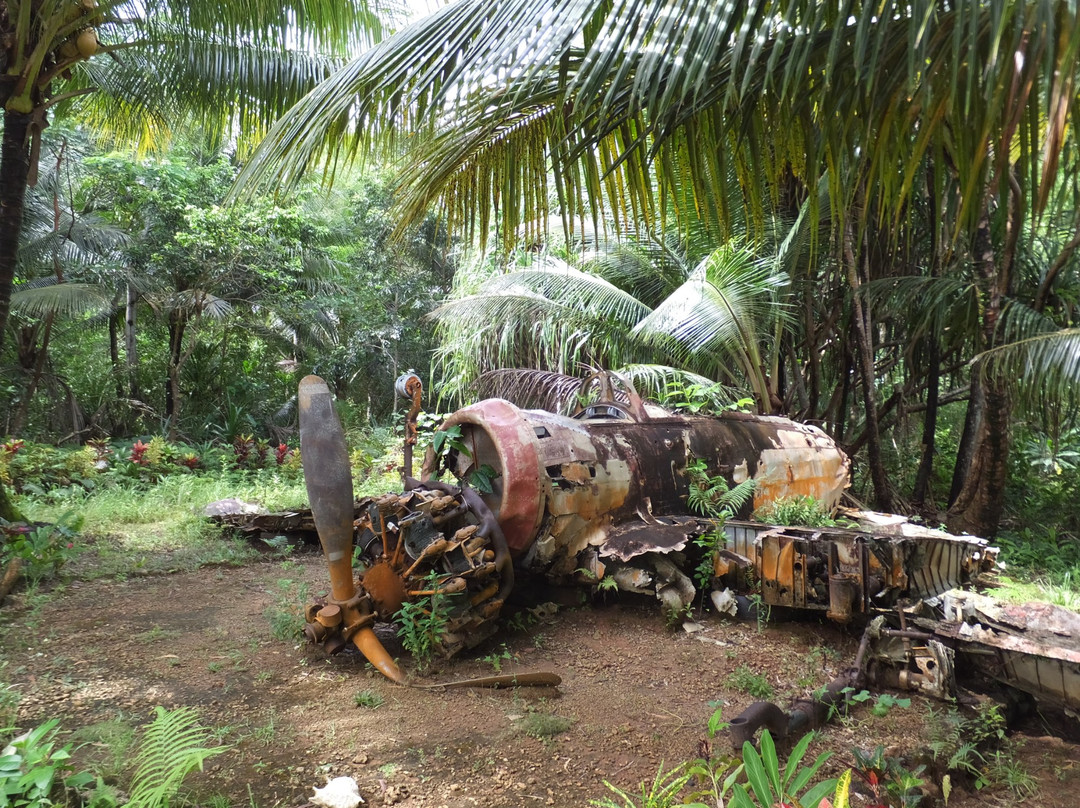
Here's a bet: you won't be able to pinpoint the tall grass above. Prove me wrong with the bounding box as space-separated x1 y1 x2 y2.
20 462 408 580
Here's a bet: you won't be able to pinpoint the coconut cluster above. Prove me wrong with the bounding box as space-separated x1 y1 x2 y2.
55 0 104 71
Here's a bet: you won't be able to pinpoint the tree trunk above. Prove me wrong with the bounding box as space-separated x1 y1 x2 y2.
804 283 821 420
10 312 53 435
947 209 1011 537
166 309 186 439
843 220 895 512
109 304 124 400
0 480 24 523
126 284 141 400
911 334 940 508
0 108 33 358
949 378 984 504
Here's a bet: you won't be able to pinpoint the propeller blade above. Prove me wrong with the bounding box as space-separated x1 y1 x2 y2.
299 375 356 601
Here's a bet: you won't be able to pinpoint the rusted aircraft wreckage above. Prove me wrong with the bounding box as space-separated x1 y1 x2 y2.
231 371 1078 743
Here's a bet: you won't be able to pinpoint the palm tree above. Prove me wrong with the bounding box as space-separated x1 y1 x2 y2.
431 239 789 413
0 0 386 520
1 0 387 357
239 0 1080 536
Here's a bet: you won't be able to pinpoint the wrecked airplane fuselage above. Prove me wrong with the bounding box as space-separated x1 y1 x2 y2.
297 373 995 689
289 370 1080 740
430 395 851 593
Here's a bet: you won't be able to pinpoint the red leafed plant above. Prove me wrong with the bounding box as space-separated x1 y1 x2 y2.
130 440 150 466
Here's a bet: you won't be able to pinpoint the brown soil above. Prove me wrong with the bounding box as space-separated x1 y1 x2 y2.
3 548 1078 808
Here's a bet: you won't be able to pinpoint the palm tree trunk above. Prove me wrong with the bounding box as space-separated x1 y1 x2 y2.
911 334 941 508
0 108 32 359
949 378 983 504
843 220 895 512
947 207 1011 537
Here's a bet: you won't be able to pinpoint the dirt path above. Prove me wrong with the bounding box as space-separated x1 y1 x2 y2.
3 550 1078 807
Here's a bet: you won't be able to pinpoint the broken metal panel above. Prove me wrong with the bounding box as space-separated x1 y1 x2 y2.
715 520 995 619
599 518 697 563
915 592 1080 712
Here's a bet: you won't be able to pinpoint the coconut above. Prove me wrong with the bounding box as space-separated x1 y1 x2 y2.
58 37 80 60
76 28 98 58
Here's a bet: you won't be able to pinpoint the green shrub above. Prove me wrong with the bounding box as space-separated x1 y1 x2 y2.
0 511 81 586
0 719 94 807
752 495 854 528
394 571 456 668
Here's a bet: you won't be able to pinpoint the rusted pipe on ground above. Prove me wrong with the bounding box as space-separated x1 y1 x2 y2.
728 668 862 748
729 701 790 747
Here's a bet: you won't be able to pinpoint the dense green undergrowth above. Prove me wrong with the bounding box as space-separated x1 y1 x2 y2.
1 432 404 585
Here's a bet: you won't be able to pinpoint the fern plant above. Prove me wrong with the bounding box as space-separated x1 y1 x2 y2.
126 707 227 808
687 458 754 590
686 459 755 520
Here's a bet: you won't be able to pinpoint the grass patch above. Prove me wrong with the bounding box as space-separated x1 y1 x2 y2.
70 719 137 781
354 689 384 709
727 665 774 699
20 471 308 580
266 579 309 641
992 572 1080 611
519 711 573 739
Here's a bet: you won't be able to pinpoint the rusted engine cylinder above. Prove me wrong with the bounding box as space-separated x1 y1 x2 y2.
424 399 850 561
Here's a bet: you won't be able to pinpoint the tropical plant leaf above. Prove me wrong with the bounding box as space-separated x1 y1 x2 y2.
11 283 113 318
126 706 227 808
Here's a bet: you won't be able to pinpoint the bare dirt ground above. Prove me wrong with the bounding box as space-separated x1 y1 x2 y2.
3 545 1079 808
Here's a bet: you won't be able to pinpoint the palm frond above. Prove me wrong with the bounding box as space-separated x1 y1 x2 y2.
613 363 741 408
473 368 583 412
978 328 1080 408
11 283 114 318
632 244 787 405
865 274 981 351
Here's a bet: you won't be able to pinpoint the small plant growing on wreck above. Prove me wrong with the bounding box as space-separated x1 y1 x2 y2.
753 494 856 528
686 459 754 521
394 571 456 669
686 459 754 598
